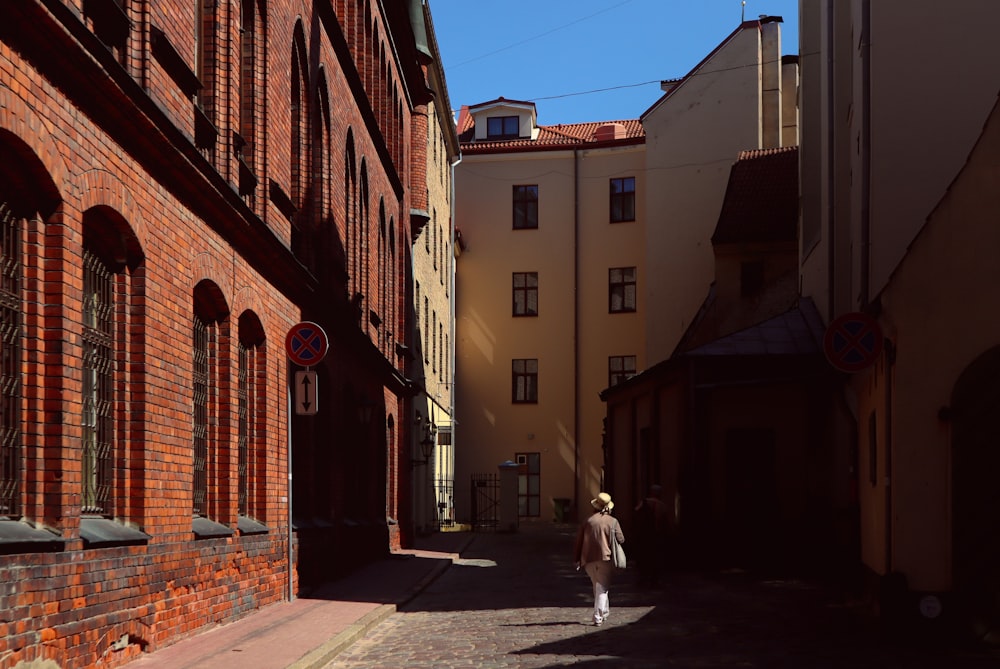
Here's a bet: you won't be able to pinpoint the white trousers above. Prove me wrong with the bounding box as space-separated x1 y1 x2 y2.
584 560 613 623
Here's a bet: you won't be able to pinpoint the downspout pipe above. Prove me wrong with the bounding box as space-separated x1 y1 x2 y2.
573 148 580 520
286 364 294 602
449 153 461 501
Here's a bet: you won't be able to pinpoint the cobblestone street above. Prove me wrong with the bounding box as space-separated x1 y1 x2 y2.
329 523 1000 668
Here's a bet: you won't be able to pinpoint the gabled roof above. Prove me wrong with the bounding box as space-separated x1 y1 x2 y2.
712 146 799 245
641 16 783 121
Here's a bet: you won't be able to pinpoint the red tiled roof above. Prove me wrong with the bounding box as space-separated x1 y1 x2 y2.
711 146 798 245
458 117 644 152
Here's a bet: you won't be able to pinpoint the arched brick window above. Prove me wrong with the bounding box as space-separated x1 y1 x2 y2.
192 280 231 534
237 311 266 527
81 207 144 520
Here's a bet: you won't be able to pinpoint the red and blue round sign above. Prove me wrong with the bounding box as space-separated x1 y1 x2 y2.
285 321 328 367
823 312 883 373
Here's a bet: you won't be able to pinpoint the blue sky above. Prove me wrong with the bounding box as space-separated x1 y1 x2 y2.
429 0 799 125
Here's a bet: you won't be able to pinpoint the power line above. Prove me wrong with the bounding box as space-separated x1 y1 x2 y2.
450 0 637 69
520 50 820 105
529 80 662 102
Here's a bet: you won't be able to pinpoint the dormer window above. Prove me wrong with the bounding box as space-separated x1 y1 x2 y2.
487 116 520 139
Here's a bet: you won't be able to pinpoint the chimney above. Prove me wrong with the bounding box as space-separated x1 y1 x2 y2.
593 123 625 142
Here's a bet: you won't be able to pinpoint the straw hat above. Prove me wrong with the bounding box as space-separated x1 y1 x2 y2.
591 492 614 511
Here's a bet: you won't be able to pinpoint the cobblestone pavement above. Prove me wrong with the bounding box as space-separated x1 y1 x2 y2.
329 523 1000 668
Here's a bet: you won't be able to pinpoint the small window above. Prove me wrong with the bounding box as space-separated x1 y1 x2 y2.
512 272 538 317
512 358 538 404
513 185 538 230
487 115 520 139
610 177 635 223
608 355 636 387
609 267 637 313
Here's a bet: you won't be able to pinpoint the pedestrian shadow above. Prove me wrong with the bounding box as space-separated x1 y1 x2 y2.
499 621 590 628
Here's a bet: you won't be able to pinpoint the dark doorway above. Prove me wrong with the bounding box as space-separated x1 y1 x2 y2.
952 346 1000 637
724 427 778 565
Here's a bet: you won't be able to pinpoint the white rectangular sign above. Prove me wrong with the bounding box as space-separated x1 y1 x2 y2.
294 370 318 415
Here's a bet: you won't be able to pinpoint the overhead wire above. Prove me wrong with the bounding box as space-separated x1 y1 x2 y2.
449 0 638 69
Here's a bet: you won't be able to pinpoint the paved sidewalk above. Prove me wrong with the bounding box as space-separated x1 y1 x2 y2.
130 530 474 669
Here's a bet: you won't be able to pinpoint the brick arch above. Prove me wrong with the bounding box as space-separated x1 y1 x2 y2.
77 169 149 252
231 285 271 337
0 82 70 203
191 252 234 312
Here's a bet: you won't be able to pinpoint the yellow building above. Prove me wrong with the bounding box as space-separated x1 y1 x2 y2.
454 17 797 527
800 0 1000 635
411 5 461 536
454 100 646 524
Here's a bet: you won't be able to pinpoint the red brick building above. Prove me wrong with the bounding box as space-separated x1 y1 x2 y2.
0 1 436 666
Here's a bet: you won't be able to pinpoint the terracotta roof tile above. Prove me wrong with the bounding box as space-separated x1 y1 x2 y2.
712 146 798 245
459 117 644 152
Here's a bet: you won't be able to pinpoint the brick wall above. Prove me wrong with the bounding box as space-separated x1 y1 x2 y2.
0 0 424 666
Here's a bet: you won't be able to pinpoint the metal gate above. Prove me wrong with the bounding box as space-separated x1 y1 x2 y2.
470 473 499 531
435 478 454 529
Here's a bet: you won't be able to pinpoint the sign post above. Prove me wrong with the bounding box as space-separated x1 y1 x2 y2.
284 321 328 602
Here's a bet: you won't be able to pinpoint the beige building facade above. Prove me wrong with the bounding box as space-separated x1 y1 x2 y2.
411 5 460 536
454 100 646 523
453 17 797 526
643 17 798 362
799 0 1000 633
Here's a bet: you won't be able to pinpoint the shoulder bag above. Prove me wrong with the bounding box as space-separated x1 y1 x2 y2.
611 520 627 569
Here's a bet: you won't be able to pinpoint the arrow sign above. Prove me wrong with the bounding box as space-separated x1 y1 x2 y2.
294 371 318 415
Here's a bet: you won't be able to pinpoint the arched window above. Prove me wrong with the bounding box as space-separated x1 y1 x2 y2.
290 23 308 209
358 160 369 324
0 133 60 531
0 200 21 519
237 311 266 525
81 207 144 519
238 0 265 209
316 71 332 243
378 200 386 350
193 280 231 532
344 131 357 295
388 216 396 355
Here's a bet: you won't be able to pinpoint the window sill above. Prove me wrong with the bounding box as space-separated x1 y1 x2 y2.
193 516 234 540
237 516 268 536
0 519 65 555
80 517 150 548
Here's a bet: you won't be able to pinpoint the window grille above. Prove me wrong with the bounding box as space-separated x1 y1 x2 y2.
193 317 211 516
82 247 116 515
238 342 250 517
0 202 20 518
